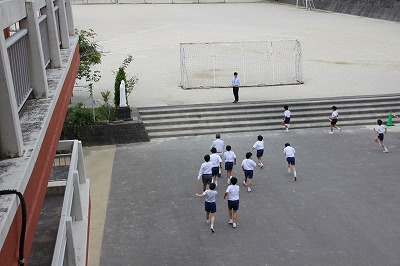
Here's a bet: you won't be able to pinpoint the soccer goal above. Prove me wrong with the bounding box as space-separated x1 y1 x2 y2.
179 40 303 89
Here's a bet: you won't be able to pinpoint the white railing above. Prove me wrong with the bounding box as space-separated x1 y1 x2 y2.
50 140 89 266
5 29 32 111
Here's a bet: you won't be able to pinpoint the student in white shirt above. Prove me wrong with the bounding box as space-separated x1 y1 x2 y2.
241 152 257 192
211 133 224 177
196 183 218 233
329 106 341 134
373 119 389 153
231 72 240 104
210 133 224 154
210 147 222 186
282 105 291 133
223 145 237 184
223 177 240 228
197 155 213 192
250 135 264 168
283 143 297 181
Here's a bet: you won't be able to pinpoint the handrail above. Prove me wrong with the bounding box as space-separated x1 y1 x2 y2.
51 140 88 266
5 29 29 49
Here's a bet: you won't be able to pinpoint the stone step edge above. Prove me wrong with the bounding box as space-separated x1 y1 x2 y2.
142 108 400 125
138 93 400 112
144 112 395 132
147 120 391 138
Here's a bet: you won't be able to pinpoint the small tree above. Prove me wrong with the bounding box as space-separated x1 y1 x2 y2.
114 54 138 107
76 29 102 83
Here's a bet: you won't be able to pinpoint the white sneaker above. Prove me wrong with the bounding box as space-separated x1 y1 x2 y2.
215 180 218 187
232 223 237 228
206 219 210 225
227 179 231 184
210 226 215 233
383 148 389 153
243 181 247 186
328 131 333 134
288 168 291 173
228 219 233 224
260 163 264 169
247 187 252 192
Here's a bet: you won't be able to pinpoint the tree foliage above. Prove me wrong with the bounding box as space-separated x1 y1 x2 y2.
114 54 138 106
76 28 102 82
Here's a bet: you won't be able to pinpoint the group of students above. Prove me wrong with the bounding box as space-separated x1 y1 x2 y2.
194 104 394 233
195 133 297 233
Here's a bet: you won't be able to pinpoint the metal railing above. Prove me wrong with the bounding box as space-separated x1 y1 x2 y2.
50 140 88 266
38 14 51 68
5 29 32 112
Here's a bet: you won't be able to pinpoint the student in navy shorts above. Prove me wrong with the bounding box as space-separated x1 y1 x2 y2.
224 177 240 228
250 135 265 168
196 183 218 232
283 143 297 181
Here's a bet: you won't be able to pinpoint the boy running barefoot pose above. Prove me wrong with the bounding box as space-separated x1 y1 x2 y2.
374 119 389 153
196 183 218 233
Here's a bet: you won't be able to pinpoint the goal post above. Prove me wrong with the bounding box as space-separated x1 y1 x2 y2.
179 40 303 89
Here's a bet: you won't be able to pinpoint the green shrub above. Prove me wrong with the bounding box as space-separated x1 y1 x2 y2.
62 102 95 138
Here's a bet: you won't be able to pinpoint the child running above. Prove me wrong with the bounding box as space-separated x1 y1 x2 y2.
196 183 218 233
282 105 291 133
241 152 257 192
210 147 222 186
283 143 297 181
223 177 240 228
223 145 237 184
329 106 341 134
373 119 389 153
250 135 264 168
197 155 213 192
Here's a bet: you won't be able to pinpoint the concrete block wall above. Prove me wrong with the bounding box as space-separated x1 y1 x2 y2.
64 121 150 146
277 0 400 22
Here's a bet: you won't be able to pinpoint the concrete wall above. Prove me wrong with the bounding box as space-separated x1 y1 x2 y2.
277 0 400 22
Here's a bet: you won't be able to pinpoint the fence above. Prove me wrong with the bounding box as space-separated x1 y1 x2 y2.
5 30 32 112
50 140 89 266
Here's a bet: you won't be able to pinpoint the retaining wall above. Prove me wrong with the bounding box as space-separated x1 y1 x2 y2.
63 121 150 146
277 0 400 22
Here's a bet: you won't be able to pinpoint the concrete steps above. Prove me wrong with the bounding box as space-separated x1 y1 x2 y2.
138 94 400 138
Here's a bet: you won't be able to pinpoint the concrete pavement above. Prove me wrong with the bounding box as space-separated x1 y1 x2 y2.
96 126 400 265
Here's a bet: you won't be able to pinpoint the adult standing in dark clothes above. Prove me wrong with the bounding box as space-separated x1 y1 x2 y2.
232 72 240 104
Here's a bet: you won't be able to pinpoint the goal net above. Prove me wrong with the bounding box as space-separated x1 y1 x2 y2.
180 40 303 89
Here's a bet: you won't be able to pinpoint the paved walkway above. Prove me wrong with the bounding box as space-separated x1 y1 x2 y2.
95 126 400 265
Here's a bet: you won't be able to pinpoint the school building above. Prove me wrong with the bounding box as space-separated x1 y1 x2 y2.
0 0 90 265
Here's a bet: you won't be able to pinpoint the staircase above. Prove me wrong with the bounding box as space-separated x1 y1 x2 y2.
137 94 400 139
